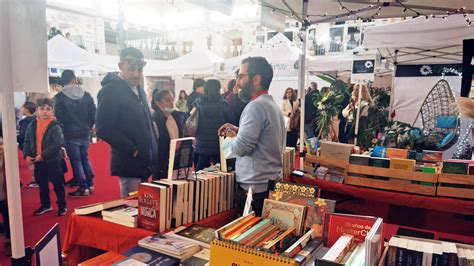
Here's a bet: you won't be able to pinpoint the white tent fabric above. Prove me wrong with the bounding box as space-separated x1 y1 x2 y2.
363 15 474 64
148 47 223 76
214 33 301 80
307 51 354 72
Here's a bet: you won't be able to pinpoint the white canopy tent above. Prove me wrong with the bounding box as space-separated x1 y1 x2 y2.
150 47 223 77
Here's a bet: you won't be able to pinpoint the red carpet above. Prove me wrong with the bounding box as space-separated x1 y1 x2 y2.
0 141 120 265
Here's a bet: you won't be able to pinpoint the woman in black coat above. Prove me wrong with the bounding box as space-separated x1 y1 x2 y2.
151 89 186 179
194 80 235 171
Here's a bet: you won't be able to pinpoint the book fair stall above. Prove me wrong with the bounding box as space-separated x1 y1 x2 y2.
2 0 474 265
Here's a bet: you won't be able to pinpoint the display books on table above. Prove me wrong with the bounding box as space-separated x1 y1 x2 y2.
102 206 138 228
442 161 470 174
268 191 335 238
75 198 125 215
138 234 201 261
168 137 194 180
167 224 216 249
261 199 306 235
121 245 179 266
385 236 474 266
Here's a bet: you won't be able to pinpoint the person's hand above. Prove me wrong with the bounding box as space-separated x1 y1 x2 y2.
133 150 138 157
218 123 238 136
26 156 35 164
35 155 42 162
225 130 237 138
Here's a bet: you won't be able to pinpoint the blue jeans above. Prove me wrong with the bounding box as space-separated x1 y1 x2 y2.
65 138 94 190
304 122 316 139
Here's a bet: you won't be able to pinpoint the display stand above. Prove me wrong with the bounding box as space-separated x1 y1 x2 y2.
437 173 474 199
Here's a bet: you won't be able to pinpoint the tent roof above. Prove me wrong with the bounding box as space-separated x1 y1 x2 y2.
362 14 474 64
307 51 353 72
148 47 223 76
258 0 474 24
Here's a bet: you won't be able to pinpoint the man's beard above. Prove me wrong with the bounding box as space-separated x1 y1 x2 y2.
239 83 253 103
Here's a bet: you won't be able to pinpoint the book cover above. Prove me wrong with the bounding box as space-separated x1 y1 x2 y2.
321 234 354 263
234 219 272 243
390 158 416 171
102 206 138 223
422 150 443 163
138 234 200 259
137 183 164 232
320 141 354 162
168 137 194 180
387 237 398 266
396 237 408 266
103 215 137 228
154 180 184 228
112 258 147 265
372 146 387 158
323 213 376 247
269 191 335 238
348 154 371 178
386 148 409 159
182 248 210 266
442 161 469 175
292 238 324 264
284 228 315 257
122 246 179 266
369 157 390 180
273 181 319 198
173 224 216 249
261 199 306 235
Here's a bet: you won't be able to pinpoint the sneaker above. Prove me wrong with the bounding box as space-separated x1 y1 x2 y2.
26 181 38 188
57 208 67 216
65 179 78 188
33 206 52 216
68 188 90 197
88 186 95 194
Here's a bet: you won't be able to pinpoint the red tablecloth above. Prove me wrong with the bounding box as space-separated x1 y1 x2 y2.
62 209 237 265
296 176 474 215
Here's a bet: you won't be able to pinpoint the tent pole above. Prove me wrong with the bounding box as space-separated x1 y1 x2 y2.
298 0 309 169
354 82 363 146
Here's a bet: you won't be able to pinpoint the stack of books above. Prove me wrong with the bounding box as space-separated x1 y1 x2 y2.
166 224 216 249
101 206 138 228
385 236 474 266
113 246 179 265
138 234 201 261
137 170 235 232
74 198 125 216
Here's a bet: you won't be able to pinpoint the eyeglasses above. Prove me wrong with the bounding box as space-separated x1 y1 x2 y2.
121 59 147 72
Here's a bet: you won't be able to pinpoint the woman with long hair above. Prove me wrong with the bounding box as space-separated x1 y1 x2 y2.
151 89 187 179
281 87 299 148
342 84 373 145
175 90 188 113
194 80 235 170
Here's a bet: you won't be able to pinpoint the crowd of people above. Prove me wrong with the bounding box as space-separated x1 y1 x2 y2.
0 47 378 255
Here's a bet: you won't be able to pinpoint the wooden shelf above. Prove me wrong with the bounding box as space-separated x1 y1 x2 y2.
437 173 474 199
345 176 437 196
304 154 348 169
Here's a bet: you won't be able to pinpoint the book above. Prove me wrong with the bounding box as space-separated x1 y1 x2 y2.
284 228 315 257
112 258 146 265
320 141 353 162
406 239 423 266
168 137 194 180
386 148 409 159
323 213 377 247
269 191 335 238
215 212 255 239
321 234 354 263
292 238 324 264
102 206 138 223
386 237 398 266
244 225 278 247
372 146 387 158
170 224 216 249
262 227 296 250
261 199 306 235
442 161 469 175
273 181 319 198
182 248 210 266
234 219 272 243
78 251 126 265
219 136 236 173
227 217 262 240
138 234 201 261
138 183 167 232
103 216 138 228
422 150 443 163
369 157 390 180
154 180 185 228
348 154 371 179
390 158 416 171
75 198 125 215
122 246 179 266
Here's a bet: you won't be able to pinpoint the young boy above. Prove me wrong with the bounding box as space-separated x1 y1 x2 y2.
23 98 67 216
18 101 37 188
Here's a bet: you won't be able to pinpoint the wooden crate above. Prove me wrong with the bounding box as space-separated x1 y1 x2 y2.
345 164 438 196
304 154 348 172
437 173 474 199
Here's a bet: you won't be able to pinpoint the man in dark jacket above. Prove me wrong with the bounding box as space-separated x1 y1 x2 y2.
96 47 158 197
23 98 67 216
54 70 96 197
18 101 37 187
304 82 319 139
186 78 205 113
